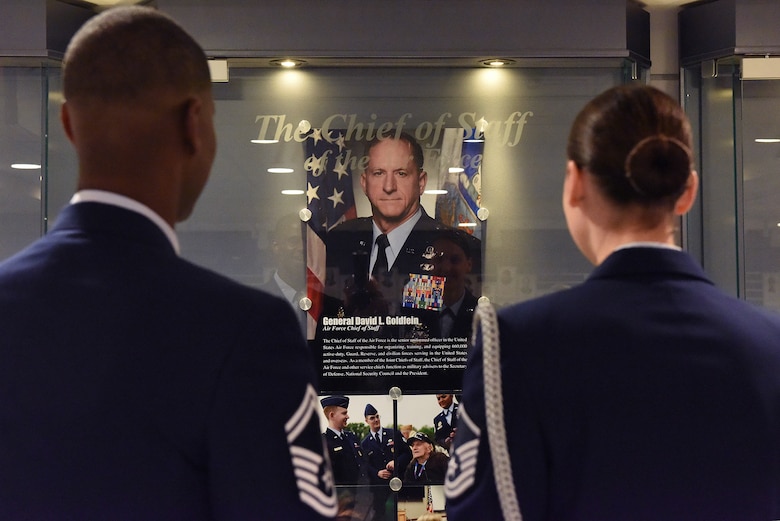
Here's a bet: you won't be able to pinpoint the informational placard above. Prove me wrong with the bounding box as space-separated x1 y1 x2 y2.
300 121 489 394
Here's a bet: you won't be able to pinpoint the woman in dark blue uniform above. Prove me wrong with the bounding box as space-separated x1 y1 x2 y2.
446 85 780 521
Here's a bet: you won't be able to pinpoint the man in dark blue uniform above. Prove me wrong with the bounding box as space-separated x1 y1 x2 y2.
361 404 412 520
321 396 370 519
322 395 365 484
433 394 459 452
0 7 335 520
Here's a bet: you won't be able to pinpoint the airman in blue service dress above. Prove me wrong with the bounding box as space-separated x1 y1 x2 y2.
360 404 412 520
433 395 459 452
321 396 366 485
446 247 780 521
321 395 371 519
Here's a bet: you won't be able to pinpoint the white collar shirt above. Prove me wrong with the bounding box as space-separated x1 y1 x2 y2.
70 189 180 255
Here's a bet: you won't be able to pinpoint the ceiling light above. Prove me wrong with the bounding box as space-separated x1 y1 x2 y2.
458 222 477 228
268 168 294 174
755 138 780 143
11 163 41 169
480 58 515 67
251 139 279 144
424 189 448 195
271 59 306 68
281 189 304 195
448 167 465 173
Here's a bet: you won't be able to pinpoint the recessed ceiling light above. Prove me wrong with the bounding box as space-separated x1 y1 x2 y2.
271 59 306 68
480 58 515 67
755 138 780 143
268 168 294 174
458 222 477 228
251 139 279 144
424 189 448 195
448 167 465 173
11 163 41 169
281 189 304 195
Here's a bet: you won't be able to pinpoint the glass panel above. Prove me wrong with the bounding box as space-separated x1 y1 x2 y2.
173 64 630 519
0 67 44 260
41 62 634 519
172 65 627 398
683 64 741 296
684 61 780 312
45 66 78 229
740 79 780 312
681 66 702 262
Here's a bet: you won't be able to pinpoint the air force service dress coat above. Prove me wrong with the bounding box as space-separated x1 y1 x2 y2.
326 211 451 289
361 427 412 484
446 247 780 521
433 403 459 451
324 210 480 331
0 202 336 520
323 429 366 484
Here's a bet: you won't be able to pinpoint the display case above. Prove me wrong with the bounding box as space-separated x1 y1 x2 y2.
0 1 656 518
681 0 780 310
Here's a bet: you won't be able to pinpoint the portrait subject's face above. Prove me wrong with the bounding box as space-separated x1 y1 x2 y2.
360 138 427 233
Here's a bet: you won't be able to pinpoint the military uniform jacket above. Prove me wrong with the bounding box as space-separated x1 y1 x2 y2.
0 202 336 520
434 403 459 449
360 427 412 484
326 211 464 287
446 247 780 521
324 428 366 484
324 211 481 331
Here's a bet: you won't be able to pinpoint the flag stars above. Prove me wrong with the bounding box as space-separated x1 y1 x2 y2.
333 155 349 180
307 182 320 204
311 128 324 146
327 188 345 208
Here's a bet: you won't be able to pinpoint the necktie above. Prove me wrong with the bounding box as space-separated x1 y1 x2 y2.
372 234 390 278
375 432 381 444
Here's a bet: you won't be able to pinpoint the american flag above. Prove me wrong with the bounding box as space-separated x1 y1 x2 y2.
435 128 483 241
304 129 356 338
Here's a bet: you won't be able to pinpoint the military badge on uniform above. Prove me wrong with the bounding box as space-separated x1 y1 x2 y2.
285 384 338 517
403 274 445 310
444 404 481 500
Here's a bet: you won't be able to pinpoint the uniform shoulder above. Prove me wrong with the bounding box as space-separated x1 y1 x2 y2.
330 217 372 233
179 257 289 308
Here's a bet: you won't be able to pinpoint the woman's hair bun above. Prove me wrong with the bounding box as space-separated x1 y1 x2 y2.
624 135 692 199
